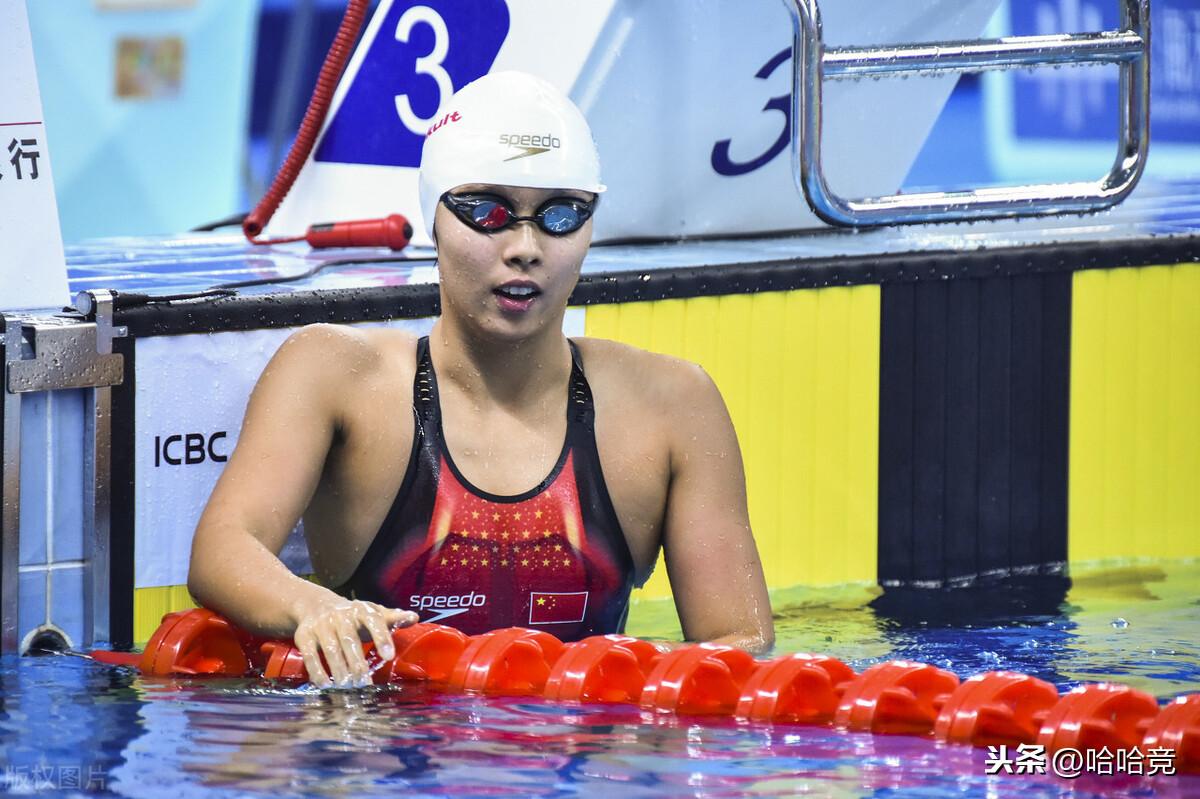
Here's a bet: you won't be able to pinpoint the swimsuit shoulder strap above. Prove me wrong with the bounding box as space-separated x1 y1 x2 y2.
567 339 596 431
413 336 440 427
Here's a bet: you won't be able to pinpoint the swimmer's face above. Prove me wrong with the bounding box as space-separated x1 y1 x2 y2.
434 183 594 340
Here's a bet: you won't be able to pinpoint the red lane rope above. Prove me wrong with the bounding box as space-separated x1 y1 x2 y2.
101 608 1200 775
243 0 370 244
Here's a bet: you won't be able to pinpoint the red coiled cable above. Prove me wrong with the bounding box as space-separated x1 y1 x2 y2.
242 0 371 245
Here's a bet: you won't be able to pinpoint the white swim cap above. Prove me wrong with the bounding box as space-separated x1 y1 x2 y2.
418 71 605 240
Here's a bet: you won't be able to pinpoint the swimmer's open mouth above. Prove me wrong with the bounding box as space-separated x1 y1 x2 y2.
493 282 542 302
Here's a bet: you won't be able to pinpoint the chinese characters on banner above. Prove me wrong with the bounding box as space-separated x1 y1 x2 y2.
4 137 42 181
0 0 69 310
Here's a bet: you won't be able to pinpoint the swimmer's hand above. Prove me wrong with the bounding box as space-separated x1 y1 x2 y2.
291 599 418 688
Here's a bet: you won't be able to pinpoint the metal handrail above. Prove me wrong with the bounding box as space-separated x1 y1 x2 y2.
784 0 1151 226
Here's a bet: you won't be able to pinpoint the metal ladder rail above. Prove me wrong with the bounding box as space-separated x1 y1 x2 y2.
784 0 1151 226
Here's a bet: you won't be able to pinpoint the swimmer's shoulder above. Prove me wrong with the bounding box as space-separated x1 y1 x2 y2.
266 323 420 403
572 336 720 410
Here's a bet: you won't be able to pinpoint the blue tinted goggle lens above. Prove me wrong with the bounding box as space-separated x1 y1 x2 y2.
539 203 582 234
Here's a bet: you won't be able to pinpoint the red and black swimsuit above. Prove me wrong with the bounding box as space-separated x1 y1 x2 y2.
339 336 635 640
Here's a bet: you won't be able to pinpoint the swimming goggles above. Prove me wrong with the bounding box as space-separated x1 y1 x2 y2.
440 192 595 236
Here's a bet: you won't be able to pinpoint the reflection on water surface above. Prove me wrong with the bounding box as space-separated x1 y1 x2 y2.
1 563 1196 797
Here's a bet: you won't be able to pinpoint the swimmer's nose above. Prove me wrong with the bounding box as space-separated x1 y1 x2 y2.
502 220 543 270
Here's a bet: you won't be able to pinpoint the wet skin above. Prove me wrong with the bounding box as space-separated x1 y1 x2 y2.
189 185 774 687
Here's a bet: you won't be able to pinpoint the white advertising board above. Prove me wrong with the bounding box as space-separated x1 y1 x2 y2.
0 0 69 310
133 309 586 589
268 0 1002 246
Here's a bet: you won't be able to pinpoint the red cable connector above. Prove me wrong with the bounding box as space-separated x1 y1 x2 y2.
304 214 413 251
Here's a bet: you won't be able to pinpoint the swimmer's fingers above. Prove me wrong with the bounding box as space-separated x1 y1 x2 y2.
317 624 353 687
294 601 416 687
335 614 370 686
293 626 331 688
381 607 419 630
356 604 397 662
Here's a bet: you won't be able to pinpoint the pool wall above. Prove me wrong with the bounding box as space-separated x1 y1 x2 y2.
104 242 1200 646
2 230 1200 647
587 257 1200 601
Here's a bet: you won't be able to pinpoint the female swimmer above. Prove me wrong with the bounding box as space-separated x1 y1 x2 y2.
188 72 773 687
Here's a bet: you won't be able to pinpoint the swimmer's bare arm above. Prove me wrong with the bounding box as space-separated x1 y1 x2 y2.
188 325 416 686
657 362 775 654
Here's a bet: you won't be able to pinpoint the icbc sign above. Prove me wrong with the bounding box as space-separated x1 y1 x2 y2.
153 432 229 467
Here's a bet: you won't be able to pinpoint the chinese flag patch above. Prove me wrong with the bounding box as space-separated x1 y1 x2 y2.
529 591 588 625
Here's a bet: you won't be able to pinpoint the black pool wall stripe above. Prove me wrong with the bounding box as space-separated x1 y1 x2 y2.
877 272 1072 586
110 336 136 649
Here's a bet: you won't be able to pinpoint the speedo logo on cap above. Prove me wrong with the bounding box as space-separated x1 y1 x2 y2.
499 133 562 162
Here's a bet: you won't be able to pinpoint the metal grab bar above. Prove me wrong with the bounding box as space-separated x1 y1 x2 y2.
784 0 1151 227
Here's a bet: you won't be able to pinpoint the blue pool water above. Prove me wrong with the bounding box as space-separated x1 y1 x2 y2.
2 563 1198 798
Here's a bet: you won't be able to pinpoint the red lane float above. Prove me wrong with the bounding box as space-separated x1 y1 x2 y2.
447 627 564 695
105 609 1200 774
836 660 960 735
260 640 307 681
139 609 262 677
1141 694 1200 774
1037 683 1160 754
640 644 758 715
935 671 1060 747
381 623 471 684
544 635 664 704
736 653 854 724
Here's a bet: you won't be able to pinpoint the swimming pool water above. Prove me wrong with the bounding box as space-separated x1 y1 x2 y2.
2 563 1197 797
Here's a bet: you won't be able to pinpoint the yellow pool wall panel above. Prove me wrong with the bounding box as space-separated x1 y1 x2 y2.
584 286 882 601
134 584 199 644
1069 262 1200 562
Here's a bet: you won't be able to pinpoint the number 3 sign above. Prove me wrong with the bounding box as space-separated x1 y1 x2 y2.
315 0 510 168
